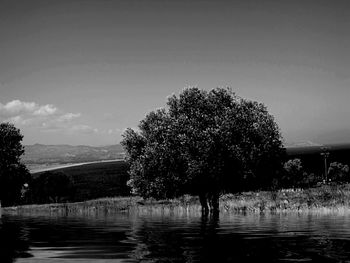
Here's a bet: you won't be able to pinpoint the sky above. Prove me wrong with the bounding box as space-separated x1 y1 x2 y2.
0 0 349 146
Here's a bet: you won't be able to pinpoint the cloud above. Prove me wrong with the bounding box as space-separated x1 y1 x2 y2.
33 104 57 116
0 100 36 116
0 99 99 135
0 100 57 118
5 115 28 126
71 125 98 134
57 113 81 122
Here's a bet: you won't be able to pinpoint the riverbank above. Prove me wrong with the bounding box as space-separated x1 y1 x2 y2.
1 196 202 216
221 183 350 213
3 184 350 215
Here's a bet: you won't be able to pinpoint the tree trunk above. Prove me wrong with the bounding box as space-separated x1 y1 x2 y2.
199 191 219 214
199 193 209 214
209 192 219 214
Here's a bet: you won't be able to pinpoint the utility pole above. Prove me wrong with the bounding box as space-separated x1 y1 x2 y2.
320 151 330 182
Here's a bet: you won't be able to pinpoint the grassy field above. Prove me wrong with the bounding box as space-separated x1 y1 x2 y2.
6 184 350 215
32 160 130 202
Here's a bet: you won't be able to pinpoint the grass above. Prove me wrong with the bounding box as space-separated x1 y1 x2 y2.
3 196 202 216
220 183 350 213
5 184 350 215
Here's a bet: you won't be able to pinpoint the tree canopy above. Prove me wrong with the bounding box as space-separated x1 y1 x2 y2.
121 87 285 212
0 122 30 206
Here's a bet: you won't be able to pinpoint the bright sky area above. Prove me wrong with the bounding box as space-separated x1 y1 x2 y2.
0 0 349 146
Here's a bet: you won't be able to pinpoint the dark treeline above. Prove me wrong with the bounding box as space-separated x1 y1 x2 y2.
286 144 350 181
0 123 31 207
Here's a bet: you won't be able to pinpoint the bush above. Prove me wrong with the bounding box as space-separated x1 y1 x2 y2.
283 159 303 188
328 162 349 183
29 171 75 204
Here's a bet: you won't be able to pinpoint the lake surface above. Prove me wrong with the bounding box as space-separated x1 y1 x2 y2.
1 210 350 262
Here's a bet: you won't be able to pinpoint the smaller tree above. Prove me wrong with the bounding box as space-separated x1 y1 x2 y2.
328 162 349 183
283 158 304 188
30 171 75 203
0 123 30 206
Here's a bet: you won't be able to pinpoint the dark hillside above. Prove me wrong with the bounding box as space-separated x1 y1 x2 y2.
32 160 130 202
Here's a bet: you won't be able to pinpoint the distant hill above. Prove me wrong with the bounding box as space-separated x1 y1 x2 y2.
284 141 323 148
22 144 125 166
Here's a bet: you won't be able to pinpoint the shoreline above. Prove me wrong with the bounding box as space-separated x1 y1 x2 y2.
3 184 350 216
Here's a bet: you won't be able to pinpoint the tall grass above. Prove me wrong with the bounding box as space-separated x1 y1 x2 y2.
2 195 202 216
220 184 350 213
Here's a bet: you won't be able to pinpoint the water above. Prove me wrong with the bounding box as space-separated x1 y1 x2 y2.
1 211 350 262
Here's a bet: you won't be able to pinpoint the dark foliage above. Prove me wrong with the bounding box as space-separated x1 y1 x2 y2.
281 158 321 188
0 123 30 206
286 144 350 178
28 171 75 204
285 146 350 187
328 162 349 183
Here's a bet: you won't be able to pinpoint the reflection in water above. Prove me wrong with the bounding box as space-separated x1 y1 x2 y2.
2 211 350 262
126 212 350 262
0 216 32 263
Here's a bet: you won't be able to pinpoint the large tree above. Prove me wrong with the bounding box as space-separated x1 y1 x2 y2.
0 122 30 206
121 88 285 212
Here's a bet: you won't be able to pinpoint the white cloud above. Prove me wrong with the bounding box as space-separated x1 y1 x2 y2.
57 113 81 122
0 100 36 116
33 104 57 116
0 99 99 136
0 100 57 118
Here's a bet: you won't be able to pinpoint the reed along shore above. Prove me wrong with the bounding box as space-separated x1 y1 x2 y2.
3 184 350 216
